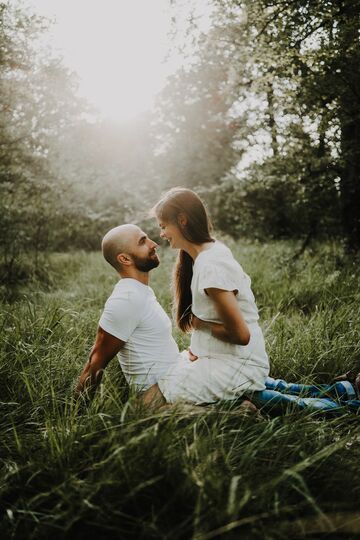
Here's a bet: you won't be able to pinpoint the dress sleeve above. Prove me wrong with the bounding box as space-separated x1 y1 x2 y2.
99 291 142 342
197 261 243 294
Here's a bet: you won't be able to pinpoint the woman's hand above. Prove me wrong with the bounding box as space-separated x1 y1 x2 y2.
204 288 250 345
188 348 198 361
191 314 203 330
191 314 211 332
190 291 250 346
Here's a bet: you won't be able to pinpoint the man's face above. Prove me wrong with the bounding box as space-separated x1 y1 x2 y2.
129 230 159 272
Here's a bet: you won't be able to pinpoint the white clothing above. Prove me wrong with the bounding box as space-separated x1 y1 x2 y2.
191 241 269 370
99 278 179 391
158 351 267 404
158 241 269 404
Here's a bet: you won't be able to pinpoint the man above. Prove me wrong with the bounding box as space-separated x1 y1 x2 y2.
76 224 360 413
75 224 190 406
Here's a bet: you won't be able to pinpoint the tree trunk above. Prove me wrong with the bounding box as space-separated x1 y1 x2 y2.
267 80 278 157
338 2 360 251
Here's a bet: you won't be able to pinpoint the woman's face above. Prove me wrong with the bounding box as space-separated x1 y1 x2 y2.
158 219 185 249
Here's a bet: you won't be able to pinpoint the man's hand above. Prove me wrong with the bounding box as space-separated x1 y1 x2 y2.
75 327 125 399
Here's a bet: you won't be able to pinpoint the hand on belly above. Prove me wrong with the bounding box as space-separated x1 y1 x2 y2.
188 348 199 362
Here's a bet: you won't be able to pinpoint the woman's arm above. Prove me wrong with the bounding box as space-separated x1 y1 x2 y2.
192 288 250 345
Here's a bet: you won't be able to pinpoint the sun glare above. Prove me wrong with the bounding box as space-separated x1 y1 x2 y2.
31 0 174 122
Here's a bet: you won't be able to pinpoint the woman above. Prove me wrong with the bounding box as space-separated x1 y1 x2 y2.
147 187 270 406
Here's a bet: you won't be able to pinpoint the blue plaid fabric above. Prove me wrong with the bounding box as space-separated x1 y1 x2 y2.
250 376 360 414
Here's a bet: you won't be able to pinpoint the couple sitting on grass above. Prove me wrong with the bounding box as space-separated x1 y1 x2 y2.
76 188 360 414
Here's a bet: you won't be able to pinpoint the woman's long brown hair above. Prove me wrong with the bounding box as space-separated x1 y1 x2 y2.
151 188 214 333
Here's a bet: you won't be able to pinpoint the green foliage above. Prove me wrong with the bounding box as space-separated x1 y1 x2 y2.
0 242 360 539
153 52 240 189
156 0 360 247
202 129 341 240
0 0 166 280
48 115 160 245
2 0 360 295
0 2 86 284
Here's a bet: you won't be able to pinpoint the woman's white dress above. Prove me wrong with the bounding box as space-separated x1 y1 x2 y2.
158 241 269 404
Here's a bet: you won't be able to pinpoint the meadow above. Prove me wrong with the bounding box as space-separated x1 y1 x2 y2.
1 238 359 540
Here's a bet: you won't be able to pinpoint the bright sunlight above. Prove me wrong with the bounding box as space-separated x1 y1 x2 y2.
31 0 175 122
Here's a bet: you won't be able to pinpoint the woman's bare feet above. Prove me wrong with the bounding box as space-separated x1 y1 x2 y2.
237 399 258 415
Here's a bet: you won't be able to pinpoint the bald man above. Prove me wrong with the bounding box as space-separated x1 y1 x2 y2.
75 224 189 400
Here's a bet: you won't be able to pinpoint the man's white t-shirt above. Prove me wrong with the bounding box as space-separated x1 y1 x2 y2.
99 278 180 391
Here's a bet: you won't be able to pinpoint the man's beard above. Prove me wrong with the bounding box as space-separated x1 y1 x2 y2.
131 252 160 272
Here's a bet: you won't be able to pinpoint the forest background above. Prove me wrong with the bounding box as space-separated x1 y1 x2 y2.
1 0 360 289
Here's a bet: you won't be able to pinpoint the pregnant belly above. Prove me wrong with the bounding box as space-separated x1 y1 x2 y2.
190 329 233 357
190 325 269 368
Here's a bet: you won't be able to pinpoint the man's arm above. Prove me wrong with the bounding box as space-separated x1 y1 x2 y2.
75 326 125 399
192 288 250 346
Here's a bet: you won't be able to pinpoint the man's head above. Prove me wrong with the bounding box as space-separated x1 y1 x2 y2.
102 224 159 274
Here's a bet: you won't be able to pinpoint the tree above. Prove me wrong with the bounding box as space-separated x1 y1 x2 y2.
0 1 85 283
212 0 360 246
160 0 359 246
153 18 246 190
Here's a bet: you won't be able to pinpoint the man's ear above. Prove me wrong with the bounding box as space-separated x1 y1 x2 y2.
177 213 188 228
117 253 131 266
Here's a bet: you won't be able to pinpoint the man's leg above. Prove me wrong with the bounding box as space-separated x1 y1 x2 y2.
254 376 360 414
265 376 358 402
334 370 360 396
251 388 343 414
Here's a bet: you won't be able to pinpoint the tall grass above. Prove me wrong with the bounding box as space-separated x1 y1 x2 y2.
1 240 359 539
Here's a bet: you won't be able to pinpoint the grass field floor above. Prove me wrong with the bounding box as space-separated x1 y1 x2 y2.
1 239 360 539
